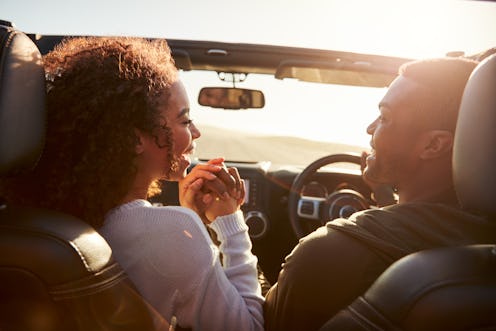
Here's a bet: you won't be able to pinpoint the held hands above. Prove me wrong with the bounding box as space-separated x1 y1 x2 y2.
360 151 397 207
203 165 245 222
178 158 245 223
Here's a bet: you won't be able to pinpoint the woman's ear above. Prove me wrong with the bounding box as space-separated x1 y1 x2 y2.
134 129 146 155
419 130 454 160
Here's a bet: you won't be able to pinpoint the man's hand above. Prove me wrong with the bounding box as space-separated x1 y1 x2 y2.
204 166 245 222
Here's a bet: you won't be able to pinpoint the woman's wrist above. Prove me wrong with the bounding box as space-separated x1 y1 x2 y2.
209 210 246 237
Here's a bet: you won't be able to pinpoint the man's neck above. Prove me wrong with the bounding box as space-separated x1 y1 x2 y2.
397 161 458 205
398 184 458 206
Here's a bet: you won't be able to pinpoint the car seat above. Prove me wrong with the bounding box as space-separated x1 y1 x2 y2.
319 54 496 330
0 21 156 331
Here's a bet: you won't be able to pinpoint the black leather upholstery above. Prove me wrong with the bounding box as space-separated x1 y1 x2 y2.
319 245 496 331
0 20 45 176
454 55 496 218
319 55 496 331
0 21 155 331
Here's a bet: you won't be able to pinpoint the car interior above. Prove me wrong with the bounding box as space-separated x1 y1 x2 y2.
22 31 415 284
0 18 495 330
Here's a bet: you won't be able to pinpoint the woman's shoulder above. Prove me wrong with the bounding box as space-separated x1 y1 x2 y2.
108 199 199 221
101 203 219 304
158 204 201 219
104 200 210 239
146 205 208 229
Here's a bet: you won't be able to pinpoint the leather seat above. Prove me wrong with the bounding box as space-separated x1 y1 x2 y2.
319 55 496 331
0 21 155 331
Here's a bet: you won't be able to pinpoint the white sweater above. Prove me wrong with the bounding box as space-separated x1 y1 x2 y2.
100 199 264 331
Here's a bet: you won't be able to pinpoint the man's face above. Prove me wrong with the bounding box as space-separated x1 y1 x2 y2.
363 75 426 188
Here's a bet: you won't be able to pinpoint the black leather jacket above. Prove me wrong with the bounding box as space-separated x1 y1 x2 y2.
264 200 496 331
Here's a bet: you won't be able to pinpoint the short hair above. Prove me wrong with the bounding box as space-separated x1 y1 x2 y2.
399 57 478 132
470 47 496 62
1 37 179 227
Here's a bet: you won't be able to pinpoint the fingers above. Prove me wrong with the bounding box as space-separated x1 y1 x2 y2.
203 186 239 221
207 158 236 193
237 177 246 205
203 178 230 199
227 167 241 188
227 167 244 201
187 160 242 203
181 164 223 189
190 163 224 176
215 167 236 193
186 169 218 184
207 157 226 166
179 178 204 211
198 163 245 221
183 161 232 199
202 192 214 205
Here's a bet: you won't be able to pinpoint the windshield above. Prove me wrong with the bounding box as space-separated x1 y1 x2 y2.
181 70 382 166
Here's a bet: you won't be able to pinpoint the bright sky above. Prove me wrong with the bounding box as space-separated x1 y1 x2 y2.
2 0 495 148
2 0 496 58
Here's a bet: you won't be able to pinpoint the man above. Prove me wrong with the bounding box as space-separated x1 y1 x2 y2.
263 57 496 331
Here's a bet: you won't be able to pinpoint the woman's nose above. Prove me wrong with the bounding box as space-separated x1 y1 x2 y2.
191 122 201 139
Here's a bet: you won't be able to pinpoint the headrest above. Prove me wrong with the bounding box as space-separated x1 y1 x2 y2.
0 22 46 176
453 54 496 218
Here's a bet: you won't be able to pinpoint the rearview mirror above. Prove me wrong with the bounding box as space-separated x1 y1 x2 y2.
198 87 265 109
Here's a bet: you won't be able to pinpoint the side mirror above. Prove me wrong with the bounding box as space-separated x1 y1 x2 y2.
198 87 265 109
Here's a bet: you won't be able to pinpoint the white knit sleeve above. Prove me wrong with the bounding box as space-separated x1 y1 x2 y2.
102 204 263 331
196 210 264 331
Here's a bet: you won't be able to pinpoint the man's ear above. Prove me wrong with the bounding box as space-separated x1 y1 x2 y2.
419 130 454 160
134 129 146 155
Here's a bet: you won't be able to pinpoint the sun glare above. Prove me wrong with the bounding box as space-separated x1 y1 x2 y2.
294 0 496 59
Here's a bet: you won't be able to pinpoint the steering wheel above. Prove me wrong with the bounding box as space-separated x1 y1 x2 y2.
289 153 371 239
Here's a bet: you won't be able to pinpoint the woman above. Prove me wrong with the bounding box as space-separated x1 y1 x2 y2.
3 37 263 330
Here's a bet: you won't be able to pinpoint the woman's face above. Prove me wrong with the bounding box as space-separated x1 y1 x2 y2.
166 80 201 180
136 80 201 183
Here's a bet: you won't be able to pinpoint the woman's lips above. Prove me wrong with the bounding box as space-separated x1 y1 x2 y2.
180 146 196 163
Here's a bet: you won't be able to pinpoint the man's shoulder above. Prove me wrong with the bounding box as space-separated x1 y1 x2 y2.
326 201 482 242
325 201 493 260
333 201 473 227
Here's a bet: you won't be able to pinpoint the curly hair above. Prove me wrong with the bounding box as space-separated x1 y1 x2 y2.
2 37 179 228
